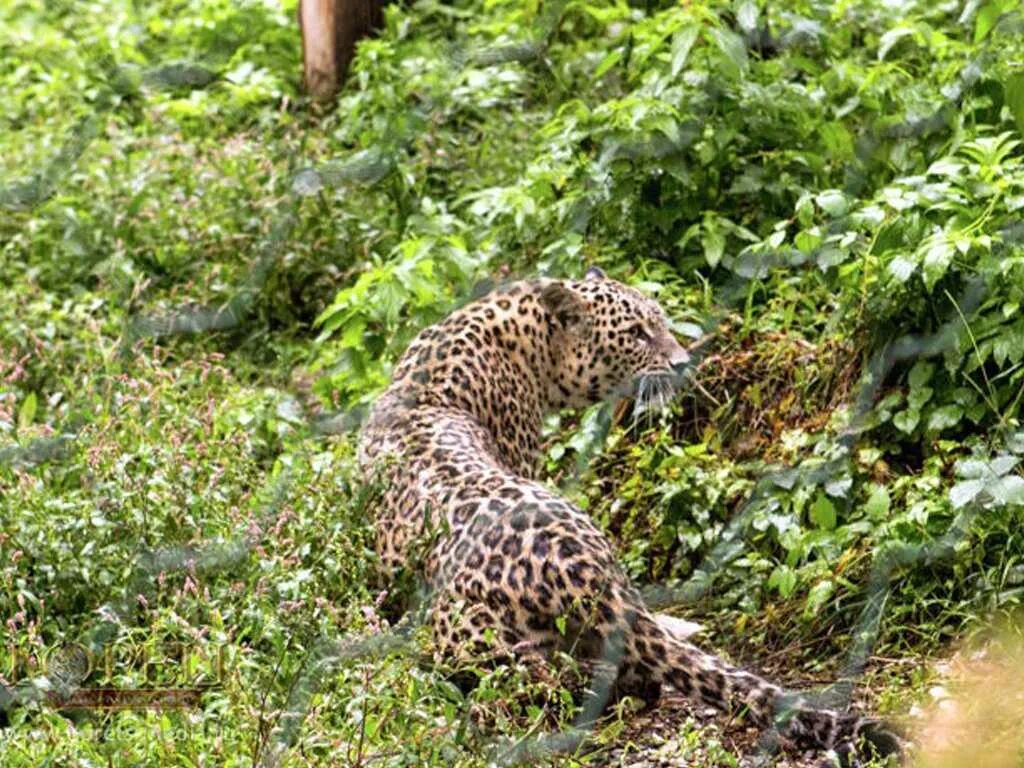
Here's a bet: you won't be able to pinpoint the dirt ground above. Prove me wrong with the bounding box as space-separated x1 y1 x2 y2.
594 691 838 768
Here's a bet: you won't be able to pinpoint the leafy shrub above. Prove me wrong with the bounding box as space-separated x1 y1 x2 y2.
3 0 1024 764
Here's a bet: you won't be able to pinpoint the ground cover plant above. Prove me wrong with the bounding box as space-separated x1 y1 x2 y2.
1 0 1024 765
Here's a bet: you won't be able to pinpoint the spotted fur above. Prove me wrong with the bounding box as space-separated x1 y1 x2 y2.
358 271 898 759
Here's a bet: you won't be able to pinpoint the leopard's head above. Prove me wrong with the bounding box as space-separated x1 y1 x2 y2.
539 267 690 411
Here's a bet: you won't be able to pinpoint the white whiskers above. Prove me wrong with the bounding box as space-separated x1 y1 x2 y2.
632 372 678 429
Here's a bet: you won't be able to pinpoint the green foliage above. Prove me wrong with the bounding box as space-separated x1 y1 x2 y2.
2 0 1024 764
313 223 480 404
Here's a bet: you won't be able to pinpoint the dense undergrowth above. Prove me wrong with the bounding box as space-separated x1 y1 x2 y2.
2 0 1024 765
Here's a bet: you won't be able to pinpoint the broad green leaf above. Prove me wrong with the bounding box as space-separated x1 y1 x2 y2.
975 1 1008 43
1007 73 1024 139
825 476 852 499
893 408 920 433
991 455 1021 476
908 360 935 389
671 320 704 339
795 229 822 253
927 158 965 177
736 1 759 33
772 470 799 490
994 333 1015 366
819 122 854 160
708 27 747 80
18 392 37 430
816 190 849 216
865 485 891 519
340 318 367 348
815 247 846 271
670 27 699 77
958 455 1019 478
768 565 797 598
927 404 963 431
992 475 1024 506
888 255 917 282
805 580 835 616
908 386 933 410
950 479 985 508
703 220 725 268
810 494 837 530
878 26 916 60
795 192 815 227
555 615 568 635
882 186 916 211
955 458 990 479
922 238 955 290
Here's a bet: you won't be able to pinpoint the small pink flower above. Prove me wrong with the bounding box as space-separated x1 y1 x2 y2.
181 576 199 597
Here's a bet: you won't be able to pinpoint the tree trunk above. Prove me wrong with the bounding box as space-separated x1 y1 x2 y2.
299 0 384 101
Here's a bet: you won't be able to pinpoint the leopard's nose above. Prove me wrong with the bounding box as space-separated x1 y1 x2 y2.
669 341 690 371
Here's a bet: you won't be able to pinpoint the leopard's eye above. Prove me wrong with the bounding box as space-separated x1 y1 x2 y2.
630 324 651 341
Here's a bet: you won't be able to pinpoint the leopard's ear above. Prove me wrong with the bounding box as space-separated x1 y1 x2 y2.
585 266 606 280
540 282 585 328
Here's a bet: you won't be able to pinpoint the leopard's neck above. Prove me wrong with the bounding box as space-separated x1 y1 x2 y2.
386 281 562 477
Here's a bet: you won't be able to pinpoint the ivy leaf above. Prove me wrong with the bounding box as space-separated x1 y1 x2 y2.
992 475 1024 506
907 386 933 410
991 455 1021 476
908 360 935 388
927 404 963 432
893 408 920 433
955 458 990 479
950 479 985 508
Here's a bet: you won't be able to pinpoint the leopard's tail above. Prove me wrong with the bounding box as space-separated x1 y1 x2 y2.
636 611 902 760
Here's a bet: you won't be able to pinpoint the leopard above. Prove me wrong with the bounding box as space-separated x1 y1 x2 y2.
357 268 899 761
